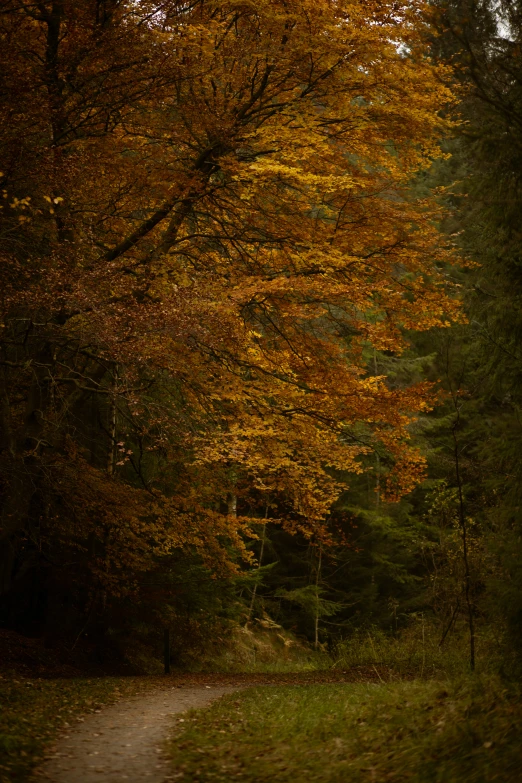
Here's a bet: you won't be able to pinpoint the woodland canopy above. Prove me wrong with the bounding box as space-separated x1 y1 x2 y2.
2 0 520 674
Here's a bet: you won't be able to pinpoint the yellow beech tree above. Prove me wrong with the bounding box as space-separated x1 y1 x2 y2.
0 1 458 597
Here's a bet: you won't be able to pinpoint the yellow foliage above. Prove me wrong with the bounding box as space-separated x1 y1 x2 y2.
0 0 460 587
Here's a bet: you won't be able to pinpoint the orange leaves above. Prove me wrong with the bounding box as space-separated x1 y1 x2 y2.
0 0 461 587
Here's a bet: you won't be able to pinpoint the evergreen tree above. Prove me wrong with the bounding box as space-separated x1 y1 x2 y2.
428 0 522 666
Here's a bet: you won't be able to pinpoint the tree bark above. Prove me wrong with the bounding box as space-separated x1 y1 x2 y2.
314 542 322 651
452 412 476 671
247 502 269 623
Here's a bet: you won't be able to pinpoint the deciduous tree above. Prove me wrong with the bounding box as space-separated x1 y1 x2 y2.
0 1 458 623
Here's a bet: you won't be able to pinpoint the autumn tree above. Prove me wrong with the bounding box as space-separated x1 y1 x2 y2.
0 1 459 643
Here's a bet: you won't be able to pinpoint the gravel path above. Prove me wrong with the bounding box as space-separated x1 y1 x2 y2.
38 685 242 783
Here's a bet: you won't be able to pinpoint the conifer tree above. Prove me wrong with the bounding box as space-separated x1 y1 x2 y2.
427 0 522 664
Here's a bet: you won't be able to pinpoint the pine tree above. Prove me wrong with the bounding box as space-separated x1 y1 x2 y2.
428 0 522 666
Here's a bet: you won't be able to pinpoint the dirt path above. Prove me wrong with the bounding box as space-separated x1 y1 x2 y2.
38 685 242 783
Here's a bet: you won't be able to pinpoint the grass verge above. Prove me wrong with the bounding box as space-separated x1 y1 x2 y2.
0 675 147 783
0 666 390 783
167 677 522 782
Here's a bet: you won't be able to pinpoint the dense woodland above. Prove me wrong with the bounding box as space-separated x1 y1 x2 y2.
1 0 522 677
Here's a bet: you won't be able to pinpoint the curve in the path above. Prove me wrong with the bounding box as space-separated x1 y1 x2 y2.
38 685 241 783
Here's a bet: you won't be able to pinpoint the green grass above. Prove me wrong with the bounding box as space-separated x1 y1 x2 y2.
0 675 145 783
167 677 522 782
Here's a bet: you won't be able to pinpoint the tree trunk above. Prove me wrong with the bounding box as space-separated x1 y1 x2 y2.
314 543 322 651
452 411 476 671
106 368 118 476
164 629 171 674
0 355 51 595
247 502 269 622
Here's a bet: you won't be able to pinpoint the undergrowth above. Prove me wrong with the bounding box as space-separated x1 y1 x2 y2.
331 621 505 678
167 677 522 782
181 620 330 673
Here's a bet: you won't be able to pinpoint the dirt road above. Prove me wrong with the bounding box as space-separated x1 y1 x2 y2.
38 685 241 783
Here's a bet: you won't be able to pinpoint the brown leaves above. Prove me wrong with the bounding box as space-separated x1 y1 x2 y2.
0 0 460 592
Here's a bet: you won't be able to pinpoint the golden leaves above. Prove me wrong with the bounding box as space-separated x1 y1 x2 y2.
0 0 461 582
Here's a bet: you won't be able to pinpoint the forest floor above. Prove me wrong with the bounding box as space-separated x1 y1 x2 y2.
35 683 241 783
0 631 389 783
2 630 521 783
3 671 521 783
